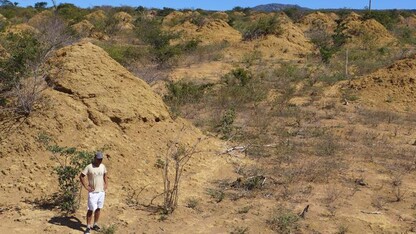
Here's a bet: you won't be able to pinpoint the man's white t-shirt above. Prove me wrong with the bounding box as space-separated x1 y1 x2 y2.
81 164 107 192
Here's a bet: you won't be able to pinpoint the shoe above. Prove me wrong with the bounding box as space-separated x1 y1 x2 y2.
84 227 91 234
92 224 101 231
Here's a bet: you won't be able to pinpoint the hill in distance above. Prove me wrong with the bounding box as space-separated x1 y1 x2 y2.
252 3 309 12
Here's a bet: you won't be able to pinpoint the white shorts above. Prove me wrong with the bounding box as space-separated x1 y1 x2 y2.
87 192 105 211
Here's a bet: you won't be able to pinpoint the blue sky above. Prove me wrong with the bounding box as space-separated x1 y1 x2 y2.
17 1 416 10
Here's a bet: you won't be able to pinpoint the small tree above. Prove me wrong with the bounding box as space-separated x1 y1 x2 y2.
0 13 74 117
47 145 93 213
34 2 48 10
160 136 202 214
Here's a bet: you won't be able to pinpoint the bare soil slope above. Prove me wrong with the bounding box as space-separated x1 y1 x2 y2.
349 55 416 111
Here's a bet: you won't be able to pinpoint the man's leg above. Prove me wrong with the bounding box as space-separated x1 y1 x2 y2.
94 208 100 224
86 210 93 228
93 192 105 230
86 192 98 233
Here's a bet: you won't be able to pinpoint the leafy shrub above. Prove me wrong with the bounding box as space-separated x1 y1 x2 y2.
218 68 266 108
97 43 146 66
0 32 41 91
47 145 94 213
0 5 37 19
56 3 88 23
135 17 181 67
1 14 73 116
206 188 225 203
241 15 282 41
223 68 252 86
182 38 201 53
164 81 212 105
34 2 48 10
309 19 349 63
218 108 236 139
185 197 199 209
163 81 212 117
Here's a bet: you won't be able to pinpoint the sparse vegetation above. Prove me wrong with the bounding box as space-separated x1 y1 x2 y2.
185 197 199 209
2 5 416 233
267 207 299 233
100 224 117 234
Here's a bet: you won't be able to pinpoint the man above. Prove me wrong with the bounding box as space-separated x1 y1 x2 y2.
80 151 108 234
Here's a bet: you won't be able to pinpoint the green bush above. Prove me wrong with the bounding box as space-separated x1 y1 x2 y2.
0 32 41 92
309 19 349 63
223 68 252 86
97 43 146 65
218 68 266 108
47 145 93 213
206 188 225 203
163 81 213 117
34 2 48 10
135 17 182 67
0 5 37 19
164 81 212 105
182 38 201 53
56 3 88 23
218 108 236 139
241 15 282 41
185 197 199 209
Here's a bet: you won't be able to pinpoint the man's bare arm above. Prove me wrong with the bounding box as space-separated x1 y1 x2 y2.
104 173 108 191
80 173 94 192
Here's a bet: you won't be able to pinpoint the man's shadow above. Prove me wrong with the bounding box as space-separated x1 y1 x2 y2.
48 216 87 232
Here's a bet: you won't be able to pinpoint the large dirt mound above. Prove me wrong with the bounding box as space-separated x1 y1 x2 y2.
85 10 107 23
342 12 396 47
4 23 38 35
399 14 416 27
0 42 232 232
239 12 314 59
349 55 416 110
165 11 241 44
299 11 338 33
113 11 134 31
27 10 53 27
71 19 94 36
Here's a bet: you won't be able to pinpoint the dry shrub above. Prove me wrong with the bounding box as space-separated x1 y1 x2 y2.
267 206 300 233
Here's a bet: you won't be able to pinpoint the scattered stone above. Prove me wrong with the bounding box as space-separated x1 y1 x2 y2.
355 178 367 186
